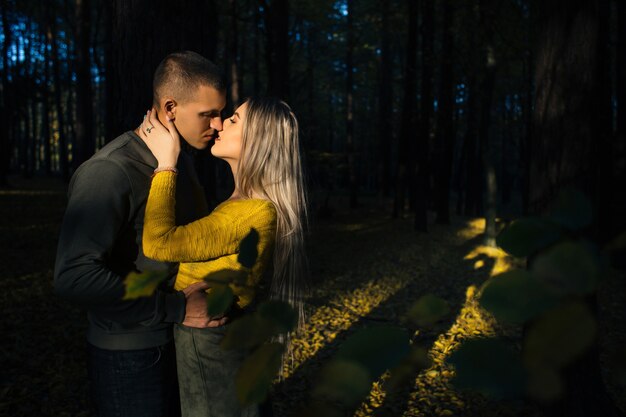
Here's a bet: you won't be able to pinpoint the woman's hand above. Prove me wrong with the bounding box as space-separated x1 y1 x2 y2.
139 108 180 168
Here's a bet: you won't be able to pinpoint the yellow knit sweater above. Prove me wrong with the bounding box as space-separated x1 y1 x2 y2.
143 171 277 309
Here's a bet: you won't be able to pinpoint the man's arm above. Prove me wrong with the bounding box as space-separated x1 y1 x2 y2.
54 159 185 326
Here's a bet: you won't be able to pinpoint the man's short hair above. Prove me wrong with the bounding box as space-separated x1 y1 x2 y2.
153 51 226 105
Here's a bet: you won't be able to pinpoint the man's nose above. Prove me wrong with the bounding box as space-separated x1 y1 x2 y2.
211 117 223 132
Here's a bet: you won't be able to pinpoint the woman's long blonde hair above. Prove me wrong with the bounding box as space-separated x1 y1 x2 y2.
236 97 309 333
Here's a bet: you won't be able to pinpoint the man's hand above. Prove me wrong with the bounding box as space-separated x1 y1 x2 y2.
181 281 229 328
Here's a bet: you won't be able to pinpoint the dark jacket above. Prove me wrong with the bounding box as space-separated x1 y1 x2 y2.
54 131 208 350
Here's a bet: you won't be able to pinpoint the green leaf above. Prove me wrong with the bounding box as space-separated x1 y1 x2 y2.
258 301 297 334
123 270 169 300
313 360 372 406
527 368 563 402
406 294 451 326
335 326 411 379
235 342 284 406
523 300 597 370
531 240 601 295
203 269 248 286
205 284 234 317
479 270 560 324
548 188 593 231
496 217 562 257
447 338 527 400
221 315 276 350
385 346 432 393
238 228 259 268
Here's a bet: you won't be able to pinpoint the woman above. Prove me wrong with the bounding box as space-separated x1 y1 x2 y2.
139 97 308 417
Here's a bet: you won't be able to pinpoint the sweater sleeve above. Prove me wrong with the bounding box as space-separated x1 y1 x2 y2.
143 171 242 262
53 159 186 325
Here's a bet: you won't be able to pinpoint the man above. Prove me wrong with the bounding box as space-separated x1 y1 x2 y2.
54 51 227 417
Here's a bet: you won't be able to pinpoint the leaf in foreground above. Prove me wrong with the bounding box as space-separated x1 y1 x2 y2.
123 270 169 300
335 326 411 380
406 294 451 327
523 300 596 370
447 338 526 400
205 284 234 317
496 217 562 258
480 270 559 324
235 342 284 406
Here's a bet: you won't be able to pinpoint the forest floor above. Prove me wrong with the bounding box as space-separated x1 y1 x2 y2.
1 177 624 417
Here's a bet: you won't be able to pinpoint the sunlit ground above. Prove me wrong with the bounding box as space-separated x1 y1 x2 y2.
1 181 624 417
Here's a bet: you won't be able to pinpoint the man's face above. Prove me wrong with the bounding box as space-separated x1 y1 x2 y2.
173 85 226 150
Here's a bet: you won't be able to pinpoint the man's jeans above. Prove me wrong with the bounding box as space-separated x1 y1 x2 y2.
87 341 181 417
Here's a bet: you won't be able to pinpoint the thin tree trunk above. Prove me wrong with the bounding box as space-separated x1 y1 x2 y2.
414 0 434 232
394 0 418 219
49 12 69 180
263 0 289 100
0 0 12 186
42 30 51 174
345 0 357 209
377 0 393 199
435 0 455 224
478 0 498 247
74 0 94 169
229 0 240 109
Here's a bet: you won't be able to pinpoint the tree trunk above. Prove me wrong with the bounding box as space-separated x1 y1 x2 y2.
394 0 418 219
42 30 52 174
263 0 289 100
49 11 69 180
530 1 621 415
229 0 240 110
377 0 393 199
110 0 219 137
345 0 358 209
478 0 498 247
414 0 434 232
74 0 94 169
434 0 455 224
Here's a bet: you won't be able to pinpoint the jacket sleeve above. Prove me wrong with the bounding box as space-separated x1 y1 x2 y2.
143 171 242 262
53 159 186 325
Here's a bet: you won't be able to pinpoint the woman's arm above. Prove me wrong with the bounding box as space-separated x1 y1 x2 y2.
143 171 242 262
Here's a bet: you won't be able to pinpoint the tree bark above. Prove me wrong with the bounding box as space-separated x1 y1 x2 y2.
345 0 358 209
414 0 434 232
74 0 94 169
0 0 13 185
530 1 621 415
49 11 69 180
434 0 455 225
377 0 393 199
394 0 418 219
262 0 289 100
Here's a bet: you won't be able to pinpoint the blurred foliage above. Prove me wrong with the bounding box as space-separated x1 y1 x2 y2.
447 189 625 403
122 270 169 300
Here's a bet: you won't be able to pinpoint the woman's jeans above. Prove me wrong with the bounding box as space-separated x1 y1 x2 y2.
174 323 270 417
87 341 181 417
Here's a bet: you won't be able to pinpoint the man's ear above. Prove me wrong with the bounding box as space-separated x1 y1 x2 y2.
163 98 177 120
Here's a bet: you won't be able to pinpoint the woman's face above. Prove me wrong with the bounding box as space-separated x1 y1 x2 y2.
211 101 247 163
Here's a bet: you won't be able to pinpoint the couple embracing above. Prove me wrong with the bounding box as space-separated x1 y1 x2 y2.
54 51 308 417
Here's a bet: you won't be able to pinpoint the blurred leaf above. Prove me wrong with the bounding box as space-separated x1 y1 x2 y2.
527 368 563 402
205 284 234 317
447 338 526 400
238 228 259 268
480 270 560 324
221 315 275 350
496 218 562 257
235 342 284 406
258 301 297 334
548 188 593 231
531 240 601 296
406 294 451 327
313 360 372 406
336 326 411 379
385 346 432 393
203 269 248 286
523 300 596 370
605 231 626 252
122 270 169 300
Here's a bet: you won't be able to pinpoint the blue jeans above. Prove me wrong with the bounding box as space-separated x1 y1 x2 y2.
87 341 181 417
